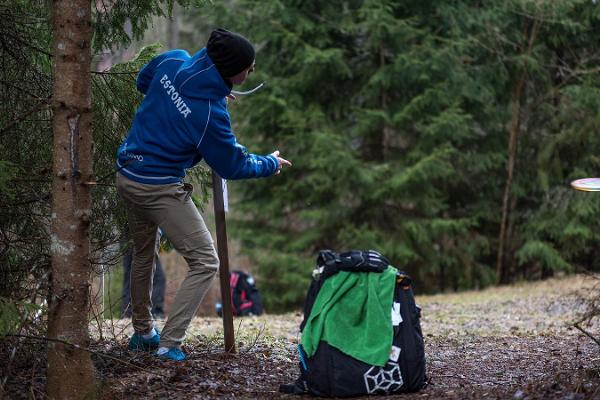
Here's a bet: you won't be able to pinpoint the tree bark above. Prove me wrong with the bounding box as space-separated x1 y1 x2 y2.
167 3 180 49
363 46 387 162
47 0 96 398
496 76 525 285
496 19 541 285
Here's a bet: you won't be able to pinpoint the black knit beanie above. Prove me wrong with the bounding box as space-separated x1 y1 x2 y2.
207 28 255 78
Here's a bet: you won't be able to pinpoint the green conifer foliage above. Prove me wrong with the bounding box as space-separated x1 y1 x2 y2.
0 0 53 323
453 0 600 280
0 0 210 328
195 0 600 311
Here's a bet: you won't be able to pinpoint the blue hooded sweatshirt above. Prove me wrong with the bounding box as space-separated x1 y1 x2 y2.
116 48 278 184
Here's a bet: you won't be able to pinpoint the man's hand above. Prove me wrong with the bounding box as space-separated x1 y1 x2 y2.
271 150 292 175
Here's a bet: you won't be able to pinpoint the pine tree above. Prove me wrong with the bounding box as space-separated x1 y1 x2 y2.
47 0 96 395
197 0 502 309
193 0 600 311
447 0 600 282
0 0 210 396
512 1 600 277
0 0 53 334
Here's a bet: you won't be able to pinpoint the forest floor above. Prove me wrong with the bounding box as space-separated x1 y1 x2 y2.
2 274 599 399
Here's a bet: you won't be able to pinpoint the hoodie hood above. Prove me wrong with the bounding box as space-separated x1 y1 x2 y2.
174 48 231 100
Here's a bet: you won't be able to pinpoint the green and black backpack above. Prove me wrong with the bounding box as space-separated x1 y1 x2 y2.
280 250 427 397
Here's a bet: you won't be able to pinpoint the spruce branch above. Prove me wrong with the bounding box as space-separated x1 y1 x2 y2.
0 100 50 135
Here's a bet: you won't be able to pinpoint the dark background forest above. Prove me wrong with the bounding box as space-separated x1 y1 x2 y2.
1 0 599 397
3 0 600 317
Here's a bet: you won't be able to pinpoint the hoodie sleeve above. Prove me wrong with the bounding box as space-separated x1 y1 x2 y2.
198 105 278 180
136 50 189 95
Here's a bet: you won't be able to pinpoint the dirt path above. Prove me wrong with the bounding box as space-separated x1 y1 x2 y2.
2 275 599 399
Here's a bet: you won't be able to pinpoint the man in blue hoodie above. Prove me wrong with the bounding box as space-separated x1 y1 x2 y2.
116 28 291 361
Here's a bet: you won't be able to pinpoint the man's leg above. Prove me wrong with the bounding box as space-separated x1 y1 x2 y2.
126 204 159 335
121 247 133 318
154 187 219 349
116 173 159 335
151 253 166 318
117 173 218 351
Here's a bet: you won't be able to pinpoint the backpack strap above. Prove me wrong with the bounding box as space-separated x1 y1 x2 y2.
316 250 340 268
317 249 390 279
338 250 390 271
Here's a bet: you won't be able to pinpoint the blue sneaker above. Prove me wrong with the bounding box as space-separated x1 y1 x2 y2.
155 347 186 361
128 328 161 351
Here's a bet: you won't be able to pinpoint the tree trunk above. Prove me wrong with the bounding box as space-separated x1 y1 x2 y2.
496 76 525 284
167 3 180 49
47 0 96 398
496 19 541 285
363 46 387 161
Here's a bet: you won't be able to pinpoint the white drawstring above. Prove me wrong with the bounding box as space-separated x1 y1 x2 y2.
231 82 265 96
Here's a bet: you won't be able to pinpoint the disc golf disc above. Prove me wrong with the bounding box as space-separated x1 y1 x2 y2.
570 178 600 192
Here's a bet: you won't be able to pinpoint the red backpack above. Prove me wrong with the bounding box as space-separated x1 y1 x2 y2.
229 270 264 316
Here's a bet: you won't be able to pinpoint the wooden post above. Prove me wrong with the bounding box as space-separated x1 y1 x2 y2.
212 171 236 353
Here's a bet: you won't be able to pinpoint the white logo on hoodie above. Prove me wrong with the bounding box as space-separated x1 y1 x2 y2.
160 74 192 118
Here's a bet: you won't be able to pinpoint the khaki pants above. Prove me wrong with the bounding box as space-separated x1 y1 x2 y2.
116 173 218 348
